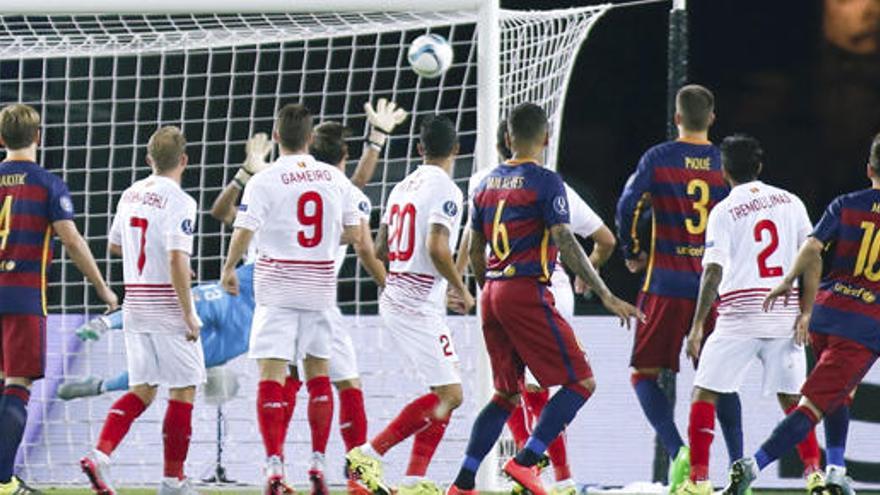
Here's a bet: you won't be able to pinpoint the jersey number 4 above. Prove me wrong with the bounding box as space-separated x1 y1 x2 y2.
388 203 416 261
0 195 14 251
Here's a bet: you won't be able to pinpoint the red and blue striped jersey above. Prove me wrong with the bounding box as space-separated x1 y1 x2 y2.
810 189 880 352
0 160 75 316
616 140 727 298
471 161 570 282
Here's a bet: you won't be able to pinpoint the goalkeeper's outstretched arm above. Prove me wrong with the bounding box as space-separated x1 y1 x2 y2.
350 98 408 189
211 133 273 225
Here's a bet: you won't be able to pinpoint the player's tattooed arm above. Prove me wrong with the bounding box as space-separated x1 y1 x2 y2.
354 219 386 287
375 223 390 265
468 228 487 288
429 224 475 314
552 224 644 328
687 262 722 359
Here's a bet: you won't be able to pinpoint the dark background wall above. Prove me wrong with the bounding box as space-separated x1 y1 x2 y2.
502 0 880 308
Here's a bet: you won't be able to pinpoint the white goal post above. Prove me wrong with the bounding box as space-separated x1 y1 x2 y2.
0 1 608 488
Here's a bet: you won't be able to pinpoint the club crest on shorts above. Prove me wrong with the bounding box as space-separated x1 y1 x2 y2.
553 195 568 215
181 218 194 235
443 200 458 217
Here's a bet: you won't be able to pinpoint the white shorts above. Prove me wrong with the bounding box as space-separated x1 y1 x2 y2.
125 332 206 389
694 332 807 396
248 304 332 362
328 307 359 382
380 305 461 387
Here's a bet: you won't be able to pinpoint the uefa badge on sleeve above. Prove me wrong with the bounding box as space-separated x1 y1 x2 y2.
181 218 194 235
60 196 74 214
553 195 568 215
443 200 458 218
359 200 371 215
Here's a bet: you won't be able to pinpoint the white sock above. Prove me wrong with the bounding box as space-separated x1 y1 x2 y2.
361 443 380 458
93 449 111 464
402 476 425 485
162 477 181 487
310 452 326 472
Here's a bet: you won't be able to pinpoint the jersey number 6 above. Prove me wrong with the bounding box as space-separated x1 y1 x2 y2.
491 199 511 260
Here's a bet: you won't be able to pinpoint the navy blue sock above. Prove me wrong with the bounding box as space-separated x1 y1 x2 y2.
0 385 30 483
632 374 683 458
824 405 849 467
716 392 744 465
454 396 514 490
515 384 591 467
755 407 817 470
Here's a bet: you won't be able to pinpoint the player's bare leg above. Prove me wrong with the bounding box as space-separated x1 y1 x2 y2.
82 384 157 495
776 393 823 493
0 376 42 495
156 386 199 495
303 356 333 495
257 359 295 495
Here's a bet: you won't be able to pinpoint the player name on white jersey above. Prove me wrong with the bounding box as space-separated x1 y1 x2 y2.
381 165 463 315
703 180 812 337
235 154 360 311
110 175 197 333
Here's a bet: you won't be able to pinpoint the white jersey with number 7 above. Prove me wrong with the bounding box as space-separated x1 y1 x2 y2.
110 175 197 334
234 154 361 310
702 180 812 336
381 164 463 315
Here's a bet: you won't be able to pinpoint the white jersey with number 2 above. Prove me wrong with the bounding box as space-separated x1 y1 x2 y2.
110 175 197 334
235 154 361 310
702 180 813 337
381 165 463 315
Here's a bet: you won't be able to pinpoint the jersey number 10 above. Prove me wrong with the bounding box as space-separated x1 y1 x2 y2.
855 221 880 281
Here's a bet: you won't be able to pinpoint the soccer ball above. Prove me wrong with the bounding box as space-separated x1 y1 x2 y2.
408 34 453 79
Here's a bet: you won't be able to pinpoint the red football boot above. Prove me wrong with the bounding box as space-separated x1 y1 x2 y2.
503 458 547 495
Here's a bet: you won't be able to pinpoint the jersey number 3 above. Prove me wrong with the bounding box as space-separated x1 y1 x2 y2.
685 179 709 235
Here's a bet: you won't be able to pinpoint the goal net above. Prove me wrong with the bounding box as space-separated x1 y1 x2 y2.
0 4 608 487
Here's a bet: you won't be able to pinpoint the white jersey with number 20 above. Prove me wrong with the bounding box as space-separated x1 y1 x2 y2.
235 154 360 310
702 180 812 337
110 175 197 334
381 165 463 315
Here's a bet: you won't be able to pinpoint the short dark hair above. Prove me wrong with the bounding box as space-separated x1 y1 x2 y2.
311 121 351 165
507 103 548 147
496 121 512 160
721 134 763 183
0 104 40 150
676 84 715 132
419 114 458 159
276 103 313 152
147 126 187 173
870 132 880 174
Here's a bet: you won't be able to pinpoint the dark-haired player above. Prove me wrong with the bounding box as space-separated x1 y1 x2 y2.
221 103 363 495
615 85 735 489
447 103 642 495
674 135 821 495
346 115 473 495
0 104 118 495
722 133 880 495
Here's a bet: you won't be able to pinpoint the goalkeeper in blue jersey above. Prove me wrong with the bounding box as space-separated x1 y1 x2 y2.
58 262 256 398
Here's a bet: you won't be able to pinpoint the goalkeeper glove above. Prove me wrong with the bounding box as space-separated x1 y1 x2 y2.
364 98 408 150
233 132 273 188
76 315 112 341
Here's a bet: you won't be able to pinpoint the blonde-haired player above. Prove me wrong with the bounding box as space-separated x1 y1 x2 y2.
81 126 203 495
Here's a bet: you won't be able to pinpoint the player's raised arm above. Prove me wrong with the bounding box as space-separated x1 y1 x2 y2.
210 132 273 225
351 98 408 189
615 150 655 273
221 166 264 295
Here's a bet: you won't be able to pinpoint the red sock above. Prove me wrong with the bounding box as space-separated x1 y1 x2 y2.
307 376 334 455
283 376 302 427
688 400 715 482
547 432 571 481
522 389 550 423
96 393 147 456
258 380 287 458
162 400 193 479
506 405 530 449
338 387 368 451
370 393 440 455
785 405 821 473
406 414 450 476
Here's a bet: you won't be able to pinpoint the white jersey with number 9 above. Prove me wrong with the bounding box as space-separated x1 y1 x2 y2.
110 175 197 334
235 154 360 310
381 165 463 315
